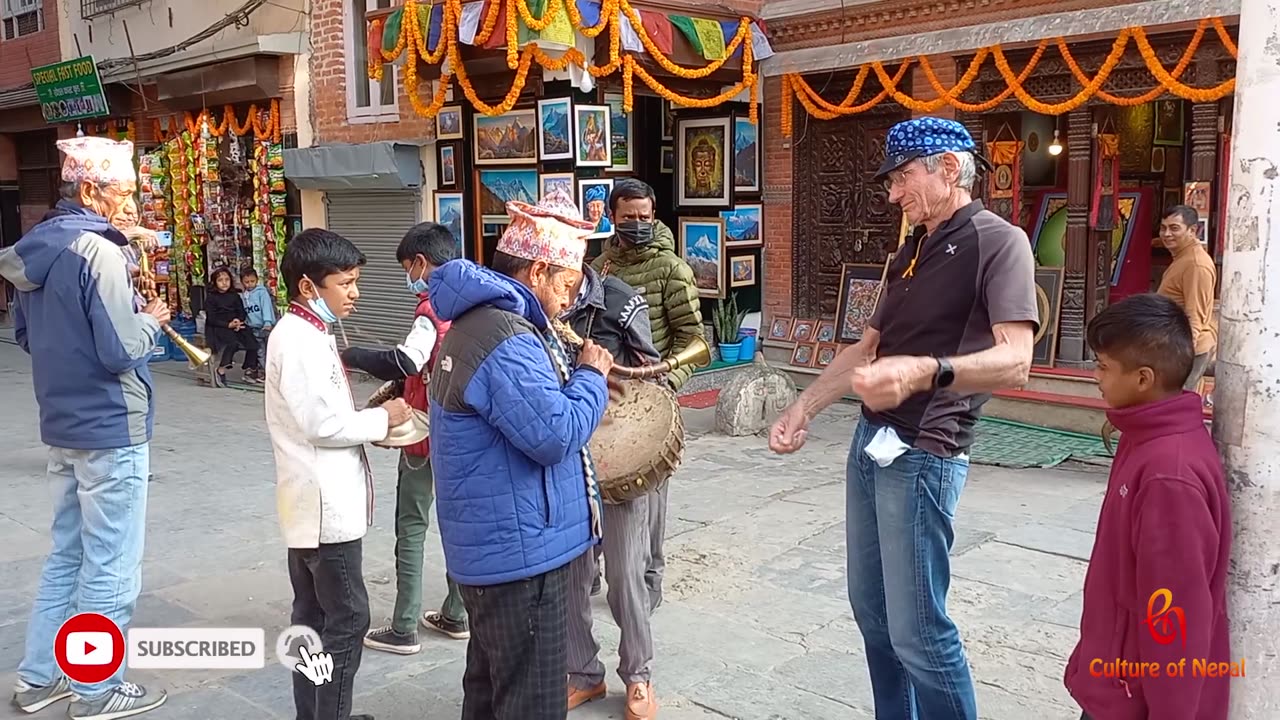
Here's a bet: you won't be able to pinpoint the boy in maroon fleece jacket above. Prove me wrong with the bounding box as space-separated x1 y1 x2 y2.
1065 293 1232 720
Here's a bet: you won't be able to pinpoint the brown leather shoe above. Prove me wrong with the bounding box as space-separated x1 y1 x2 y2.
624 682 657 720
568 681 606 710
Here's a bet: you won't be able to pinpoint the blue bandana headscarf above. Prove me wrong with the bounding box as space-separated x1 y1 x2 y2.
874 116 992 180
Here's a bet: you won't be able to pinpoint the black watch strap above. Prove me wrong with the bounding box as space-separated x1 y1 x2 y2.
934 357 955 389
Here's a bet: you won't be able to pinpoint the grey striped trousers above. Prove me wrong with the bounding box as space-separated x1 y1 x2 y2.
566 493 654 688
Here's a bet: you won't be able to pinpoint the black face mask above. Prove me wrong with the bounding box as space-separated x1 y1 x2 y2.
616 220 654 245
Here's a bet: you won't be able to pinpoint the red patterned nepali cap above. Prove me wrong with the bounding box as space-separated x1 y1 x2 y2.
496 188 596 270
56 136 136 186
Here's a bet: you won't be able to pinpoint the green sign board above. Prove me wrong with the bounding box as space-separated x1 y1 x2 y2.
30 56 111 124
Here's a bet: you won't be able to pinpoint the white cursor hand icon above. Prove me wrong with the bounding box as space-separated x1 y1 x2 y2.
294 646 334 686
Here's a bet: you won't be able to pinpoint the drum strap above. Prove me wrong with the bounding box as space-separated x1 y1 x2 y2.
543 328 604 541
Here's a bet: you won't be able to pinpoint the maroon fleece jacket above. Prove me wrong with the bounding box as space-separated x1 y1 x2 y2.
1064 391 1232 720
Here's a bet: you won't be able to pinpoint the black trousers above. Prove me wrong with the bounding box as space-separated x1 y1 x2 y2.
217 328 261 370
458 563 570 720
287 539 371 720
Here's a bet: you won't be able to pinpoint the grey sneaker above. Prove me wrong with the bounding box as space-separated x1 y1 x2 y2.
68 682 166 720
11 676 72 713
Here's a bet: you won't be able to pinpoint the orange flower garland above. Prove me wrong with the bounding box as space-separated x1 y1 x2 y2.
371 0 761 121
152 100 282 144
782 18 1239 135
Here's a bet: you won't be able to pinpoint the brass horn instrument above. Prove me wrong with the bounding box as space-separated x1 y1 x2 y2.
548 317 712 379
128 231 212 368
611 335 712 379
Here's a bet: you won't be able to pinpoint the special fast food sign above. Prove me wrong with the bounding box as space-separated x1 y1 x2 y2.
31 55 111 124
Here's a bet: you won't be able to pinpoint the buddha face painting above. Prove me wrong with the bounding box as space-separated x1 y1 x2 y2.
682 126 726 201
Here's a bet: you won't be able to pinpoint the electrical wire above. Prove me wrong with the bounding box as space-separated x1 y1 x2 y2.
0 0 275 95
96 0 272 74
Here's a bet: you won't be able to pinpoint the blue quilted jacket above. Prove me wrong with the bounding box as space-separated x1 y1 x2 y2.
426 260 608 586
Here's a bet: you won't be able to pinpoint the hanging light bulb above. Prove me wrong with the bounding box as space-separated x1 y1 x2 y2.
1048 129 1063 156
75 124 85 137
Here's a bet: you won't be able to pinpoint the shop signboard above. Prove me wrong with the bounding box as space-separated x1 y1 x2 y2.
30 56 111 124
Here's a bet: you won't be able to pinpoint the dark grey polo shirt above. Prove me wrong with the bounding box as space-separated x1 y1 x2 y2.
865 200 1039 457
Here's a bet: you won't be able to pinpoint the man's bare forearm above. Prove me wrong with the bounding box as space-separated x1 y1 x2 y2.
797 331 879 418
946 324 1033 394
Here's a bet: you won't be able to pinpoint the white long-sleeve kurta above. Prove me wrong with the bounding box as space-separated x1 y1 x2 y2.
265 312 389 548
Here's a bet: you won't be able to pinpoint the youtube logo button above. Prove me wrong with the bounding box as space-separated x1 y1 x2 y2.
55 613 125 684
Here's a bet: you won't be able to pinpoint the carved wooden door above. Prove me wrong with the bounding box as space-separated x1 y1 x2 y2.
790 107 909 319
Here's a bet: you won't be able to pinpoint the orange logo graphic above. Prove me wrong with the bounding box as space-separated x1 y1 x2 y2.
1143 588 1186 647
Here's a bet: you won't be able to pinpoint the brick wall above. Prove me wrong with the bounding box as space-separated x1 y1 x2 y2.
0 0 61 91
761 74 792 318
309 0 435 145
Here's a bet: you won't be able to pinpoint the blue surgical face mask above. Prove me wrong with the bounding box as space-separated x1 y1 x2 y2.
308 297 338 324
303 275 339 324
406 261 429 295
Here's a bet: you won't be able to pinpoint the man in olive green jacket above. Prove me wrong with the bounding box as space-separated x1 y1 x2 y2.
592 178 704 612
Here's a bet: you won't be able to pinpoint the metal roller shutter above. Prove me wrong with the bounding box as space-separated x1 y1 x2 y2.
324 190 422 348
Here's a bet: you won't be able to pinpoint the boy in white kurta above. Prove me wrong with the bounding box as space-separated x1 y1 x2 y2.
264 228 412 720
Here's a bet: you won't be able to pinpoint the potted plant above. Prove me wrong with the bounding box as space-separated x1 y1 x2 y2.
712 293 748 363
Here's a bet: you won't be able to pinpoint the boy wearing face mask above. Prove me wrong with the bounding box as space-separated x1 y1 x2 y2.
265 229 412 720
591 178 705 614
338 222 471 654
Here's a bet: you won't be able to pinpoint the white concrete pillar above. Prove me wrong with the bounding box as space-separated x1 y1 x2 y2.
1216 0 1280 716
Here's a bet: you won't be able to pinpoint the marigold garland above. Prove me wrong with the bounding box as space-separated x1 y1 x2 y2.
152 100 282 144
782 17 1238 135
372 0 759 121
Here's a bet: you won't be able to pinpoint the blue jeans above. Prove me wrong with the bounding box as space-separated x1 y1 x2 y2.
845 418 977 720
18 444 150 700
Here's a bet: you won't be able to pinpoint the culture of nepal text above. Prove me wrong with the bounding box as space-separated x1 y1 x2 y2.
1090 658 1246 679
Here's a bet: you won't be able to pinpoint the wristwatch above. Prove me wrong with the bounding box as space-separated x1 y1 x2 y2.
933 358 955 389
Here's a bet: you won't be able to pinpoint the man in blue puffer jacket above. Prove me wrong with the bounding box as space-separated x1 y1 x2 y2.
427 189 613 720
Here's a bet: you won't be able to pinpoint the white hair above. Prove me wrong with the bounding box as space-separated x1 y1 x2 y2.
919 151 977 192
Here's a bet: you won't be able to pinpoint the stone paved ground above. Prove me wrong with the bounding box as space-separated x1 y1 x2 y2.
0 340 1104 720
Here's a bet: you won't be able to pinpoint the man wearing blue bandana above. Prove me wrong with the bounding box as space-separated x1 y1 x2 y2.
770 117 1039 720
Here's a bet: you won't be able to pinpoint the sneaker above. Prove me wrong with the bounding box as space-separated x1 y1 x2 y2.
363 625 421 655
11 676 72 713
420 611 470 640
67 683 166 720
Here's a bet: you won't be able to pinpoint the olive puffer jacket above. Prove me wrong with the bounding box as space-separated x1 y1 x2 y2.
591 220 705 391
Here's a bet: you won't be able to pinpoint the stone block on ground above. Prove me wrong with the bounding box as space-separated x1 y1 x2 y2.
714 362 797 437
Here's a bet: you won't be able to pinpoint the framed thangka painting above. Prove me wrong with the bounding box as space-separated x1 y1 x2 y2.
676 116 731 208
473 107 538 166
604 92 632 172
574 104 612 167
536 98 573 161
733 116 759 193
835 263 886 343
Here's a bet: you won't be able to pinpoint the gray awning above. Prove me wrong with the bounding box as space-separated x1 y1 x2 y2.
283 141 425 191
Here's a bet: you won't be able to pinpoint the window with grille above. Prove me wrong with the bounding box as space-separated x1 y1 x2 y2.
80 0 147 19
2 0 42 40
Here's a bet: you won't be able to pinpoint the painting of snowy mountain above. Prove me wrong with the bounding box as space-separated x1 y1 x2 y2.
679 217 726 299
734 117 759 192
